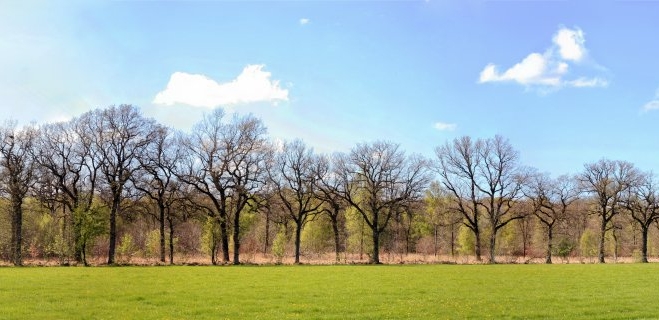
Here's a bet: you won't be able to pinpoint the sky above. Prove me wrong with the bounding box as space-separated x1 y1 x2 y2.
2 0 659 176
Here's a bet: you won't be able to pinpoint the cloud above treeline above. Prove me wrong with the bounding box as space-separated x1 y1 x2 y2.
642 88 659 112
478 26 608 90
434 122 457 131
153 64 289 108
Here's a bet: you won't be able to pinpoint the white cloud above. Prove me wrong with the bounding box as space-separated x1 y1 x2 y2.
478 26 607 90
299 18 310 25
553 27 586 62
434 122 457 131
153 64 289 108
642 88 659 112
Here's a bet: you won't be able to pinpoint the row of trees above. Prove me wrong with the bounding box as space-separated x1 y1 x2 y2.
1 105 658 266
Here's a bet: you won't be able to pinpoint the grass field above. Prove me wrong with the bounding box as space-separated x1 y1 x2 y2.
0 264 658 319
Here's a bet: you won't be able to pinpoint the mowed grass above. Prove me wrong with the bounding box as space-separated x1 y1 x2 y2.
0 264 658 319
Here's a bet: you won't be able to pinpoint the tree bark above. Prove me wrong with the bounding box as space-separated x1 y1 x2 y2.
372 229 381 264
488 225 496 264
546 226 553 264
331 214 341 262
641 226 649 263
10 196 23 266
168 216 175 264
474 225 482 262
219 217 230 263
294 221 302 264
159 203 166 263
107 196 119 265
598 217 606 263
233 211 241 265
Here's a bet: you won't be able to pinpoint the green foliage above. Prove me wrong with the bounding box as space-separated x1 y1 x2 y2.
301 217 332 254
271 226 288 264
74 205 108 265
2 265 659 319
497 223 517 256
200 217 220 262
554 237 575 262
580 229 598 259
345 206 372 257
456 224 475 256
117 234 137 264
144 229 161 260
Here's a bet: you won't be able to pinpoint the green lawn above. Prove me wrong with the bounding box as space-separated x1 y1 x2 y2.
0 264 657 319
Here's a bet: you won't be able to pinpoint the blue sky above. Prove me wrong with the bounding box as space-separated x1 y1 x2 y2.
2 0 659 176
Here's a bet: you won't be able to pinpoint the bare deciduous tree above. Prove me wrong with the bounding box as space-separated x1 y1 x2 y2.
525 173 579 264
133 125 182 263
621 171 659 263
268 140 322 264
89 105 157 264
337 141 430 264
178 109 268 264
315 153 348 262
579 159 640 263
0 121 37 266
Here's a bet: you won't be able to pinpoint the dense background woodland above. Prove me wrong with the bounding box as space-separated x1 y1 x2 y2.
2 104 659 266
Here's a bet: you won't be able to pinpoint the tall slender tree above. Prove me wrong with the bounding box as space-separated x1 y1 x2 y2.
524 173 578 264
269 140 322 264
621 171 659 263
0 121 37 266
89 105 157 264
579 159 639 263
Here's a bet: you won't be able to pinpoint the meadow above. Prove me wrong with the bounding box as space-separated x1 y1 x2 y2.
0 264 658 319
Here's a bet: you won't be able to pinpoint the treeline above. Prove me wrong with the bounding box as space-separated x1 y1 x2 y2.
1 105 657 266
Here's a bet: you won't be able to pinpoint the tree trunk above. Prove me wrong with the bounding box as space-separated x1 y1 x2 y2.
219 215 230 263
294 220 302 264
159 204 166 263
489 226 496 264
168 217 175 265
10 196 23 266
546 226 553 264
73 207 83 264
433 224 438 257
331 214 340 263
598 218 606 263
264 209 270 254
371 229 381 264
641 226 649 263
107 196 120 265
474 226 482 262
233 211 241 265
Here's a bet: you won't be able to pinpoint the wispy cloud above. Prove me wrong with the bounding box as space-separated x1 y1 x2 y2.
642 88 659 112
478 26 608 91
434 122 457 131
153 65 289 108
299 18 310 25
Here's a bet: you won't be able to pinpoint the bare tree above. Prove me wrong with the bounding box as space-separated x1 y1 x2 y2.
89 105 157 264
178 109 268 264
579 159 639 263
268 140 322 264
524 173 579 263
337 141 430 264
132 126 182 263
33 118 102 264
315 153 348 262
621 171 659 263
0 121 37 266
434 136 484 261
435 136 526 263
